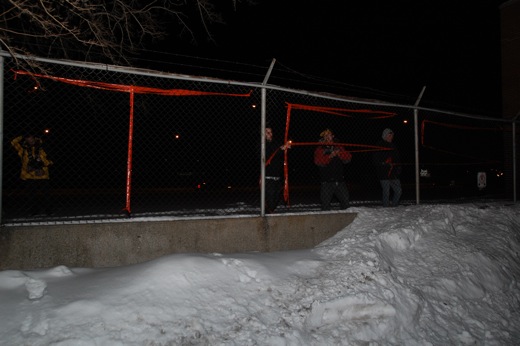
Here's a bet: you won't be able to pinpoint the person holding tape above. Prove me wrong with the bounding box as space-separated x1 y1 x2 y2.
314 128 352 211
263 124 290 213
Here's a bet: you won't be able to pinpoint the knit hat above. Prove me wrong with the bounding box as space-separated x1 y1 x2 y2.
382 128 393 139
320 129 333 138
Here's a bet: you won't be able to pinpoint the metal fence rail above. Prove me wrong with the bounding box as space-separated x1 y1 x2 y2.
1 53 517 225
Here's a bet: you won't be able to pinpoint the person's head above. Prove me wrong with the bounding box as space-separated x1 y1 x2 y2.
265 126 273 142
382 128 394 142
320 128 334 143
24 133 36 146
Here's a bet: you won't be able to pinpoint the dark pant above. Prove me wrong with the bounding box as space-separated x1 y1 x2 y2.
23 179 52 215
265 179 282 213
320 181 349 211
380 179 402 207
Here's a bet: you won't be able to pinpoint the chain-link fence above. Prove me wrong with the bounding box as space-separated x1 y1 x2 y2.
1 54 517 225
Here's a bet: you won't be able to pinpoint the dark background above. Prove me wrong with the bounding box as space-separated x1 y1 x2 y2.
136 0 506 117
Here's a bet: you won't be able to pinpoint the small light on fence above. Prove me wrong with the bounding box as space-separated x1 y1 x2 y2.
44 128 50 135
174 133 180 140
28 84 40 93
251 104 257 109
403 119 408 124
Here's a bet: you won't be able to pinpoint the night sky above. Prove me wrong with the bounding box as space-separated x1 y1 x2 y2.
140 0 506 116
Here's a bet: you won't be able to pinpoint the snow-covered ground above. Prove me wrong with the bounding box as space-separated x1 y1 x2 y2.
1 202 519 345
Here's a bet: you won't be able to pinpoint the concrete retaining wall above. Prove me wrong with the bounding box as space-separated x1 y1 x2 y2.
0 212 357 270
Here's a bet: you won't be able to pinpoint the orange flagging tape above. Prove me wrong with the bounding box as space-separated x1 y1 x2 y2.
13 69 251 215
12 69 252 97
286 102 397 118
281 102 397 203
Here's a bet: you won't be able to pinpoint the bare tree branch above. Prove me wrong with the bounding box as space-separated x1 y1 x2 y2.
0 0 255 72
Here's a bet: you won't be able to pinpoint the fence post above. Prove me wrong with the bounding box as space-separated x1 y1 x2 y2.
260 59 276 216
413 86 426 205
0 52 4 224
513 112 519 203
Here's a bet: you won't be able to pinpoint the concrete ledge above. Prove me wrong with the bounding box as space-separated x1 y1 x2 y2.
0 212 357 270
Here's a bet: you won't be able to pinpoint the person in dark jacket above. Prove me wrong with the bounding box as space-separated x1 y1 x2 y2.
313 129 352 210
372 128 402 207
263 125 289 213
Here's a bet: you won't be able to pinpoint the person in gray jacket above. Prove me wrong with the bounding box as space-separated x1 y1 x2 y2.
372 128 402 207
